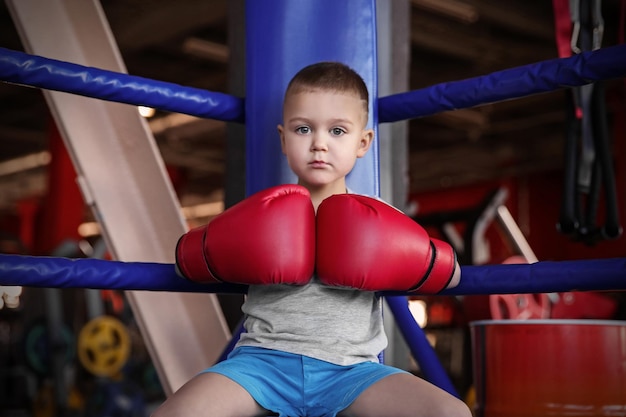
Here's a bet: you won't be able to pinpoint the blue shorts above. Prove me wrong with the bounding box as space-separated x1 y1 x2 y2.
203 346 407 417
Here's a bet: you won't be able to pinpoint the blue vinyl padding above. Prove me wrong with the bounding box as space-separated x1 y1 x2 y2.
2 253 625 295
244 0 380 197
0 47 244 122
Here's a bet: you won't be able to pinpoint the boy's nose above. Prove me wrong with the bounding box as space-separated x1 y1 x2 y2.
311 133 328 151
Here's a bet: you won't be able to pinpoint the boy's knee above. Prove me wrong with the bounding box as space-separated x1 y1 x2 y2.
443 398 472 417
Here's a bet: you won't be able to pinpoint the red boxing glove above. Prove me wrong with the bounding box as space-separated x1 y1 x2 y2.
176 184 315 285
316 194 459 294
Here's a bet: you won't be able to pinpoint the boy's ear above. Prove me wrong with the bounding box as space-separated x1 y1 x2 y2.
357 128 374 158
277 124 287 154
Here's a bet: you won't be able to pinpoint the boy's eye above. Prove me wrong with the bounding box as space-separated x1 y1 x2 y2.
330 127 346 136
296 126 311 134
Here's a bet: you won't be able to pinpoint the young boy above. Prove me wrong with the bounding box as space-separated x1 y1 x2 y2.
153 62 469 417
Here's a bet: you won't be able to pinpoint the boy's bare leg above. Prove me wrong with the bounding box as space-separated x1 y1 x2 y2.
339 373 471 417
151 372 272 417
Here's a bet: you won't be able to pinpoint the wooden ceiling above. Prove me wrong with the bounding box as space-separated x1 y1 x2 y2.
0 0 623 214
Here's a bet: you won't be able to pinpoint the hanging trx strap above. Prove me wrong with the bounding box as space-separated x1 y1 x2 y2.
553 0 622 244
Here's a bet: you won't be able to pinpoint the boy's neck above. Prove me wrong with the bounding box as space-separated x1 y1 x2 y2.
303 181 348 212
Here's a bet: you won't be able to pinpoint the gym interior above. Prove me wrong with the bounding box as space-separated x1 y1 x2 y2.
0 1 625 416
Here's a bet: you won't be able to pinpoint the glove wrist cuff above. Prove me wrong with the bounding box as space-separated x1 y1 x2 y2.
175 226 221 283
411 239 457 294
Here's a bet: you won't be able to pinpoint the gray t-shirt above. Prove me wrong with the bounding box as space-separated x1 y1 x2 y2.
236 277 387 365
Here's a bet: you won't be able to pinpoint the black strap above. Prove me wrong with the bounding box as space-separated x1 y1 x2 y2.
557 0 622 244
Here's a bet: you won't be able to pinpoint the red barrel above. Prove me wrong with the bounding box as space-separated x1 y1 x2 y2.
471 319 626 417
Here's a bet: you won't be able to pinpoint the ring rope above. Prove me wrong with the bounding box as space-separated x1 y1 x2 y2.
378 43 626 122
1 254 625 295
0 47 245 123
1 44 625 125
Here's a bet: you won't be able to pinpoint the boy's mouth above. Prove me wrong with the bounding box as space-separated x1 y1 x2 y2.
310 160 328 168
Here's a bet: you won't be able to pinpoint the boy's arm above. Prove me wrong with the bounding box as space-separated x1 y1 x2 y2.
316 194 460 293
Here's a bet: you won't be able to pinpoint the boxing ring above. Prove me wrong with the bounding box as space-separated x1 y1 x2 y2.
1 0 626 404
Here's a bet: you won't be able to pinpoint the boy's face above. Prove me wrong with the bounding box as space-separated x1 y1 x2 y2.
278 89 373 193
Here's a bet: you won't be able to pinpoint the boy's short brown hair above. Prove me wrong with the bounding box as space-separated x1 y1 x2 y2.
285 62 369 112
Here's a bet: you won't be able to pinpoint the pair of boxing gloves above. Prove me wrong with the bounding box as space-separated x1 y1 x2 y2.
175 184 460 294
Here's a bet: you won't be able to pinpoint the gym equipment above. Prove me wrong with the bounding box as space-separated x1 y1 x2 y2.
77 316 131 378
23 319 75 377
176 184 315 285
317 194 457 293
554 0 622 244
471 319 626 416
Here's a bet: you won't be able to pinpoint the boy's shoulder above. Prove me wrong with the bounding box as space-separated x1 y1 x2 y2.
346 188 402 212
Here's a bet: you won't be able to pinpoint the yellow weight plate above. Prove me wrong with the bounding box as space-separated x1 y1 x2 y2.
77 316 130 378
